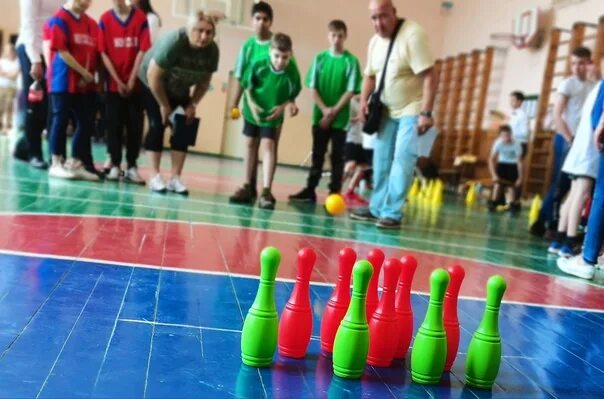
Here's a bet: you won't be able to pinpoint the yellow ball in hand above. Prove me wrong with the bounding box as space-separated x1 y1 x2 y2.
325 193 346 216
230 107 241 119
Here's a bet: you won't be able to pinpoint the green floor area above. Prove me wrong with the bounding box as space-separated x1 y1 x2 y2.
0 135 575 284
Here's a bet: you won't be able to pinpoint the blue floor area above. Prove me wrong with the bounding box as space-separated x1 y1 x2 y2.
0 253 603 398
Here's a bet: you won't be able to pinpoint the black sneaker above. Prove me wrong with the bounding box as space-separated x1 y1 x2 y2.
529 220 546 237
288 187 317 203
230 184 255 204
487 200 496 213
349 208 379 221
376 218 401 229
29 157 48 170
509 201 521 215
259 190 276 210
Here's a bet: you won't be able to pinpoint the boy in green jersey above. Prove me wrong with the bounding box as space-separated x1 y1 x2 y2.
289 20 362 203
236 33 301 210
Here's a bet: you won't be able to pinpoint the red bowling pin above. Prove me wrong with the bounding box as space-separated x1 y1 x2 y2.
444 264 465 371
367 258 402 367
366 248 385 319
320 247 356 353
394 255 418 359
278 247 316 358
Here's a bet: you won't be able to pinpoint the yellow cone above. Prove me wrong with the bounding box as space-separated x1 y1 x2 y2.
528 195 542 228
408 178 420 202
431 179 444 207
465 183 477 207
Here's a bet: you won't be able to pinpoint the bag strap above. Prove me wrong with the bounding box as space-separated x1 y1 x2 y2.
375 19 404 95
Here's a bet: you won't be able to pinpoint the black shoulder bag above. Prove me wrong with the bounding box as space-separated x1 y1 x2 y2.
363 19 404 134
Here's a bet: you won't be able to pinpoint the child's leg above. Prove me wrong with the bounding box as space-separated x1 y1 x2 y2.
328 129 346 193
557 186 575 234
566 177 594 238
260 137 276 189
347 164 369 193
48 93 70 165
244 136 260 185
306 126 330 192
491 183 502 202
105 93 125 168
343 160 357 181
125 93 144 169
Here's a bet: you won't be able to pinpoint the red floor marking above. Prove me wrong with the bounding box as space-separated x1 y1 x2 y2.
4 214 604 310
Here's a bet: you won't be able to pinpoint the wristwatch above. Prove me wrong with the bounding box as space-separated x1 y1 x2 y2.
420 111 433 118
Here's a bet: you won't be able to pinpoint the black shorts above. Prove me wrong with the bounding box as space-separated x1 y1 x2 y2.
345 142 373 164
496 163 519 184
243 120 278 140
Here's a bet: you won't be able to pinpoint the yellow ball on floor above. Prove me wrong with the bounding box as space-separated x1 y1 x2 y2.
230 107 241 119
325 194 346 216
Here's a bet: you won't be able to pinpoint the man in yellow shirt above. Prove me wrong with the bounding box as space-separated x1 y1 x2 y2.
350 0 436 229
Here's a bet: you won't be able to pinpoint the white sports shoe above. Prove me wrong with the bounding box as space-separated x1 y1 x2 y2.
124 167 145 185
48 163 75 179
69 160 100 182
150 174 167 193
557 255 596 280
167 175 189 195
106 166 121 181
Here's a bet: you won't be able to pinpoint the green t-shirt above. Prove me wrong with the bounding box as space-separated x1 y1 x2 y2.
305 49 362 130
139 28 219 99
234 36 271 80
241 58 301 128
233 34 301 84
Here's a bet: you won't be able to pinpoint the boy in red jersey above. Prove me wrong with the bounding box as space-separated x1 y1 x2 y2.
99 0 151 184
47 0 100 180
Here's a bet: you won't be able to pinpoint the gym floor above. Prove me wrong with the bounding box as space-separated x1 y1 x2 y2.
0 136 602 399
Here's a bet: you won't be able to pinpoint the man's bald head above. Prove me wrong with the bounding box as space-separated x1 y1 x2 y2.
369 0 398 38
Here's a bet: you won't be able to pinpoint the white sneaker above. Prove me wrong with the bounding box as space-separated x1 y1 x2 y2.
167 175 189 195
124 167 145 185
48 164 75 179
69 161 101 182
106 166 121 181
150 174 167 193
557 255 596 280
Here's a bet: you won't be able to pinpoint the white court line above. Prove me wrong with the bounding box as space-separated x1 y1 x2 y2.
0 210 559 280
0 177 540 251
36 273 103 399
0 247 603 314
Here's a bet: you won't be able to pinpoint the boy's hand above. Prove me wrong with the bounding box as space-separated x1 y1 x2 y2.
80 70 94 84
288 103 299 117
515 179 522 188
126 78 137 94
117 81 129 97
323 107 336 119
267 104 286 121
319 115 334 130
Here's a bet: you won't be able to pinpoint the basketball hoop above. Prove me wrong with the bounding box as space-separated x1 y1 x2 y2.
489 33 529 50
489 8 540 50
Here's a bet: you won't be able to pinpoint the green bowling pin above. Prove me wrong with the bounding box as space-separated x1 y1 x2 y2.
465 275 507 389
411 268 450 384
332 260 373 379
241 247 281 367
